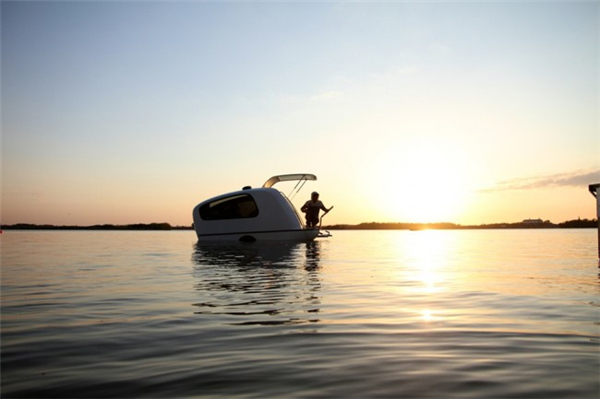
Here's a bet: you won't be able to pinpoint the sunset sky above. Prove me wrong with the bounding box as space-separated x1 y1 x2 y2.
1 1 598 227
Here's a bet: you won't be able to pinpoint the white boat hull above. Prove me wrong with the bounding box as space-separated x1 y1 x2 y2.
196 228 320 242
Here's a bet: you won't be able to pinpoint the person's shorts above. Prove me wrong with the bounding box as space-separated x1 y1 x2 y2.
306 216 319 225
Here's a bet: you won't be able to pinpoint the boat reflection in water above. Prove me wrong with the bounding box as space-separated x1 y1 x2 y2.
191 241 323 326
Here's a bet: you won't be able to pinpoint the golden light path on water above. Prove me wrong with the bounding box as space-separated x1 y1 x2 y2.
395 230 451 324
337 229 573 331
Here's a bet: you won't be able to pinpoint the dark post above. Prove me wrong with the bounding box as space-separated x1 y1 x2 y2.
589 184 600 259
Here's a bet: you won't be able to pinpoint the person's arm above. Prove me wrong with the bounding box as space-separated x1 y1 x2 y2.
301 202 309 213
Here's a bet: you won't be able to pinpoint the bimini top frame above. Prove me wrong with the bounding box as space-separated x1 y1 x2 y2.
262 174 317 188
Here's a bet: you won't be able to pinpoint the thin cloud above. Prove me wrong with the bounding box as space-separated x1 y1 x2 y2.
430 42 452 56
479 169 600 193
308 90 344 102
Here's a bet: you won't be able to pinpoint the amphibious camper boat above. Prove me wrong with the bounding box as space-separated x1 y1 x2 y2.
192 174 331 242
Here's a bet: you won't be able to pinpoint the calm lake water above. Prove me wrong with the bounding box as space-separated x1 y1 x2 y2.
1 229 598 398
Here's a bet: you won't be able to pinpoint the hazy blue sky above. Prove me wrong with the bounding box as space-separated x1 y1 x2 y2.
2 1 598 225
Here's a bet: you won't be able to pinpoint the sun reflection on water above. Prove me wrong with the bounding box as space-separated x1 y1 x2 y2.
400 230 454 294
421 309 433 321
386 230 461 326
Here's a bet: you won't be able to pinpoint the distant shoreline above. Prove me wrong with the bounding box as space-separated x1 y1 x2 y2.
1 218 596 231
324 219 597 230
0 223 193 231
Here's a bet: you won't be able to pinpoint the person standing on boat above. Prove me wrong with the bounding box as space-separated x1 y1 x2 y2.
301 192 332 228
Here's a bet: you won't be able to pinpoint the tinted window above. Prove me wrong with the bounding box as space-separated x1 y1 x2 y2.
199 194 259 221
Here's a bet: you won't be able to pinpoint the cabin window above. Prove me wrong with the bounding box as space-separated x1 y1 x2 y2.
199 194 259 221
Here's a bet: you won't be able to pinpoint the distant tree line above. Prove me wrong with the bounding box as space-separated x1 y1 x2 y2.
325 218 598 230
556 218 598 228
325 222 461 230
1 223 194 231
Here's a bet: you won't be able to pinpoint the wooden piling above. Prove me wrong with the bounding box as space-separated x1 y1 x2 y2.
589 184 600 259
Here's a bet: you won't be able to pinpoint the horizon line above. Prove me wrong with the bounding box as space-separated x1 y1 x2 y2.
1 217 597 231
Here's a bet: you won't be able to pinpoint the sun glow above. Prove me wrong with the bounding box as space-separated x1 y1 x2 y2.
363 139 476 223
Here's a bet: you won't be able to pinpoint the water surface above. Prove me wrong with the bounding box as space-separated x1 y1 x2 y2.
1 230 598 398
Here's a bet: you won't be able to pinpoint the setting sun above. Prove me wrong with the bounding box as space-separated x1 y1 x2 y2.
362 138 476 223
